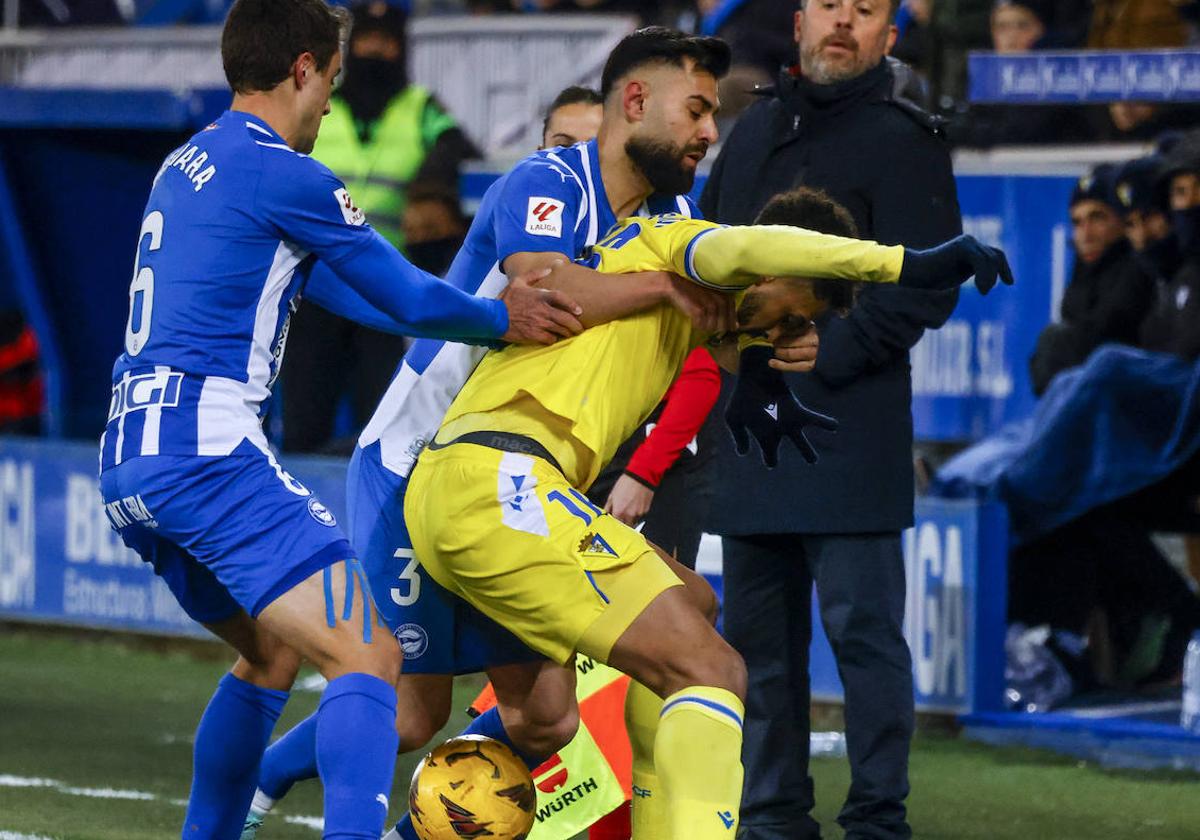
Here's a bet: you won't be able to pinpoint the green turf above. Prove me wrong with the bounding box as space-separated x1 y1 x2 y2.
1 629 1198 839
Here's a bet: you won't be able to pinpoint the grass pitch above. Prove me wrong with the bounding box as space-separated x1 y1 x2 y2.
1 629 1197 839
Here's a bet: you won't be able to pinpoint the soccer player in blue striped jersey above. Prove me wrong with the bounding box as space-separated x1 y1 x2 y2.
246 29 739 839
98 2 583 839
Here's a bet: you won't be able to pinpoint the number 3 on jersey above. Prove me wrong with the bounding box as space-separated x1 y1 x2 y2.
125 211 164 356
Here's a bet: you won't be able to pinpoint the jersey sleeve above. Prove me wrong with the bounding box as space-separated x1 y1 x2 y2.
254 149 377 266
492 157 587 263
690 225 906 290
591 215 723 280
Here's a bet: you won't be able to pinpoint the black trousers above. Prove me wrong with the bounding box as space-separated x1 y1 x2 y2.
723 532 913 840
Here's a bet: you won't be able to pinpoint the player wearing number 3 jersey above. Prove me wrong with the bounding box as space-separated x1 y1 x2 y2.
96 2 580 839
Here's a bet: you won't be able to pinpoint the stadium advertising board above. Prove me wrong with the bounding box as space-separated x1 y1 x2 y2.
0 439 1005 714
806 499 1009 713
969 50 1200 104
909 173 1077 441
0 438 347 639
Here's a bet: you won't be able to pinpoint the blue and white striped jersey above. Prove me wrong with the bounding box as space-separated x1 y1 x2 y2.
357 137 699 479
101 110 505 471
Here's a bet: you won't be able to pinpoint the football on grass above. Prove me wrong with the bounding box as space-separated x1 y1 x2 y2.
409 735 537 840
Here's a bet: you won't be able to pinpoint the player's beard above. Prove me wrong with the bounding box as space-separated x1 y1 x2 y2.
736 289 764 328
625 135 700 196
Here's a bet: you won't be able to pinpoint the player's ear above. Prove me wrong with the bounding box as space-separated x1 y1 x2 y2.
622 79 647 123
293 52 315 89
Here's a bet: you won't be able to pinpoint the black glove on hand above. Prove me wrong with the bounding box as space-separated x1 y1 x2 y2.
900 234 1014 294
724 346 839 468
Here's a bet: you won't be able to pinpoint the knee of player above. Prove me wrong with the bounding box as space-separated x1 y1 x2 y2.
513 704 580 757
357 640 402 687
668 638 747 701
696 580 720 626
233 644 302 691
397 704 451 753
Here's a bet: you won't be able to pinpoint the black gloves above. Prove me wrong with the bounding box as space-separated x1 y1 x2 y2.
900 234 1014 294
724 346 839 468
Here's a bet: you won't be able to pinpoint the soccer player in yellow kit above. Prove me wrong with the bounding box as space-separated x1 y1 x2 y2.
404 188 1010 839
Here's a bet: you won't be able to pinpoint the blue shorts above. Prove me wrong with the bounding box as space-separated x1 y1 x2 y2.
349 441 540 674
100 439 352 625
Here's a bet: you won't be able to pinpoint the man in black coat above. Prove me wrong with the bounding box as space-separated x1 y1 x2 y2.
699 0 962 836
1028 164 1154 395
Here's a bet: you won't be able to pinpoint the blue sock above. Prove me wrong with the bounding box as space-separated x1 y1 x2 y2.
258 712 318 801
389 707 545 840
182 673 289 840
316 673 400 840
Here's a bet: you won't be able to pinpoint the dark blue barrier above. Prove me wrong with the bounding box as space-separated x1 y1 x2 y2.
0 437 348 639
969 49 1200 104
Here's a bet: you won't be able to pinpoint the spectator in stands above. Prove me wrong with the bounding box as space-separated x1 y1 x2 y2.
400 182 469 278
1011 149 1200 680
700 0 961 835
1088 0 1189 48
1029 164 1154 395
1094 100 1200 144
540 85 603 148
946 0 1094 146
1116 155 1172 256
281 0 480 453
1140 133 1200 358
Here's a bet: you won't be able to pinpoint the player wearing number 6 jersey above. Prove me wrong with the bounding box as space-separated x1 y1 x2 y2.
403 193 1012 839
97 2 581 839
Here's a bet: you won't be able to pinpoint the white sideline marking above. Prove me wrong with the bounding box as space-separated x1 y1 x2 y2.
284 816 325 830
0 774 322 832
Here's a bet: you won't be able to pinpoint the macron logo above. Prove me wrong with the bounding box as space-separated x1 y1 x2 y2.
718 810 735 829
526 196 564 237
764 402 779 420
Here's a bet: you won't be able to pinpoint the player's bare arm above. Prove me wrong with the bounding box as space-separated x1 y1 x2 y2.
497 265 585 345
506 250 735 333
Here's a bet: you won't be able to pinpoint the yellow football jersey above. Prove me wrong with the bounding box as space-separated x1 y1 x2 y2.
434 213 905 490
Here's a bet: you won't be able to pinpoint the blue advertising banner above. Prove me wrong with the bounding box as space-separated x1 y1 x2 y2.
969 50 1200 104
2 438 1007 714
0 438 349 639
806 499 1008 714
910 173 1076 441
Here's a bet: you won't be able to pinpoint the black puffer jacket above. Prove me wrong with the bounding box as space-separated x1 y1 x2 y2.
700 59 962 534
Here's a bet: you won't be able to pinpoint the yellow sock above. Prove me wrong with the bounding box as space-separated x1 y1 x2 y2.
625 680 669 838
655 686 744 839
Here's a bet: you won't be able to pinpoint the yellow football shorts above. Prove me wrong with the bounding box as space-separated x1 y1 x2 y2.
404 441 684 666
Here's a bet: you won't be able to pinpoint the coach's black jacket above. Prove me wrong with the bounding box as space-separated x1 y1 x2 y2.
700 59 962 534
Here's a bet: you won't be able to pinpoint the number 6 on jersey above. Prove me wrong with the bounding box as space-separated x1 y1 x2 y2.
125 211 164 356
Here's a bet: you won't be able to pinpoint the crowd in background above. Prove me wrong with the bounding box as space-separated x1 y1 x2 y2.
15 0 1200 148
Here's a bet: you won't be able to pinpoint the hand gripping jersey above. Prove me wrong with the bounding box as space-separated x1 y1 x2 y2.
100 110 504 471
356 138 698 481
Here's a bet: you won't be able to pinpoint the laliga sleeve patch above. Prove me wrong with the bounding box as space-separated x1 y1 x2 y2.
526 197 564 237
334 188 366 226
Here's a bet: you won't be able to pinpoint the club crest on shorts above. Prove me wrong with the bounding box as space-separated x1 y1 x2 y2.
578 531 618 558
307 497 337 527
395 623 429 659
